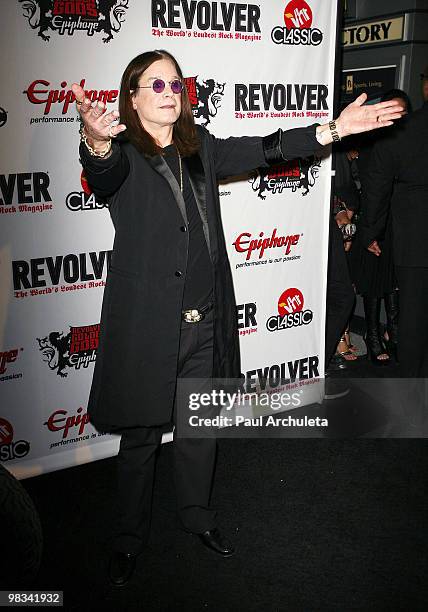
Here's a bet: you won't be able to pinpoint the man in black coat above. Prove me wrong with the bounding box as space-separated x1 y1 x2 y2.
361 101 428 378
72 49 403 586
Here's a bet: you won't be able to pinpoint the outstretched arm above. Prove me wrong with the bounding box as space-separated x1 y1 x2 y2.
72 83 129 198
211 93 404 179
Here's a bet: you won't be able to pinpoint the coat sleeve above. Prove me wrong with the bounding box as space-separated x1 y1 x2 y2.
79 140 130 199
204 124 321 180
359 139 397 247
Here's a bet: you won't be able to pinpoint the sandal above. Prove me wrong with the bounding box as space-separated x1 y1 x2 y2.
344 330 358 353
336 336 358 361
363 333 390 365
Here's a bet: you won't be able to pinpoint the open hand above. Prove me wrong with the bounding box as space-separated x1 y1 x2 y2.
336 93 404 138
71 83 126 146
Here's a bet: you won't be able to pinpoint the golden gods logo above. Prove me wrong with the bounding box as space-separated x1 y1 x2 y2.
19 0 129 43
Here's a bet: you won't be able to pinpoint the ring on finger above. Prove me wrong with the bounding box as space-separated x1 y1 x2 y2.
108 124 117 138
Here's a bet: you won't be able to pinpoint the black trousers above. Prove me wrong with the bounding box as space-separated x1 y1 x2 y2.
395 266 428 378
113 310 217 555
325 219 355 366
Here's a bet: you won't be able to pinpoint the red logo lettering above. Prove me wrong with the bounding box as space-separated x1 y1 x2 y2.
45 407 89 439
233 229 301 260
23 79 118 115
0 349 19 374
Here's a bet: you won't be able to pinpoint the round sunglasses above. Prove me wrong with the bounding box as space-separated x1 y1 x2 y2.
136 79 183 94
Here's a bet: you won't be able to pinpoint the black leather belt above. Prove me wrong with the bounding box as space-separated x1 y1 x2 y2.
182 301 214 323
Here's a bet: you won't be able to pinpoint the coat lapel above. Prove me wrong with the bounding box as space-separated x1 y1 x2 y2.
184 153 212 260
146 155 188 224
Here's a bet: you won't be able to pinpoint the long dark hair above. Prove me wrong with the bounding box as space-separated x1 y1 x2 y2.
381 88 413 114
118 50 200 157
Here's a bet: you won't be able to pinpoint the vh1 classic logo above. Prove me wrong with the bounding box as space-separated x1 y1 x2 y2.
271 0 323 46
0 418 30 462
66 170 108 211
37 324 100 378
266 288 313 332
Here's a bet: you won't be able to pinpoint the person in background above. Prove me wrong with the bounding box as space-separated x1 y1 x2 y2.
351 89 412 365
421 65 428 103
360 87 427 377
328 142 361 370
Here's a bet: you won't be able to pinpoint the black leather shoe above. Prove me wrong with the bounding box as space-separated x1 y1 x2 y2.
197 528 235 557
108 551 137 587
324 377 350 400
327 354 348 372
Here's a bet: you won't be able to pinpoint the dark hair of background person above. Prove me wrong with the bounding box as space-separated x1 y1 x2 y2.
421 64 428 102
118 49 200 157
380 88 413 114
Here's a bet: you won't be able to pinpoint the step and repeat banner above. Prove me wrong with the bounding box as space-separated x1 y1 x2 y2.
0 0 337 478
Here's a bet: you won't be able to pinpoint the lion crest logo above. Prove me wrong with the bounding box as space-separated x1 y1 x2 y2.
249 157 321 200
184 76 226 127
19 0 129 43
37 330 71 378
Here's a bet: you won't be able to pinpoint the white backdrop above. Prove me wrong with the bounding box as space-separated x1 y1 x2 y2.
0 0 337 478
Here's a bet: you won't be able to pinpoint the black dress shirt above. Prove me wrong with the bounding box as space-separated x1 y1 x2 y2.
163 144 213 309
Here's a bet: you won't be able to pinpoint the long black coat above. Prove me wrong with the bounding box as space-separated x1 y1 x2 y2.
80 124 319 431
360 103 428 266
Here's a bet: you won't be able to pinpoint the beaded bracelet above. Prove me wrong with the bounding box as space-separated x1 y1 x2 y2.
79 124 112 158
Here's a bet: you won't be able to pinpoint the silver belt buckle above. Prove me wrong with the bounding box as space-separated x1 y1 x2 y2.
183 309 203 323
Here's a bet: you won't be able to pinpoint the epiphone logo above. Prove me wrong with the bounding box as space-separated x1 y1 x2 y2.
45 407 90 439
233 229 301 260
23 79 118 115
0 350 20 375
